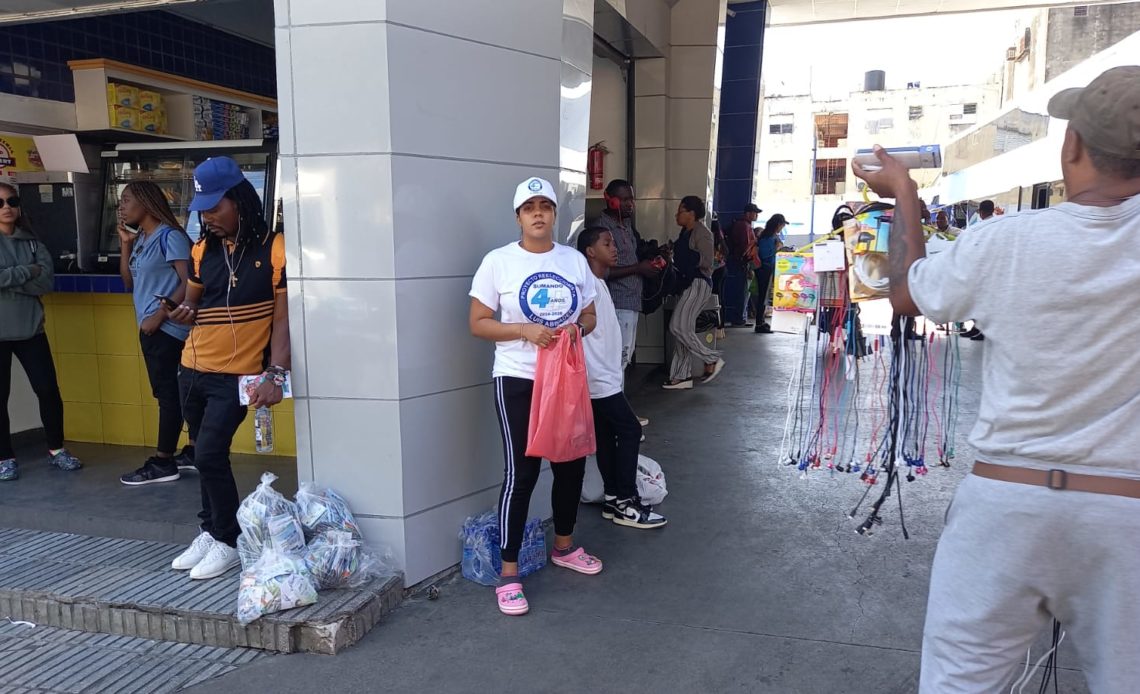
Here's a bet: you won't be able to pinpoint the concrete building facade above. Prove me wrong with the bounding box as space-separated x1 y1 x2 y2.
754 80 1001 239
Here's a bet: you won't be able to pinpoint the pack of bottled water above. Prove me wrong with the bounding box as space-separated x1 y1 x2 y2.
460 511 546 586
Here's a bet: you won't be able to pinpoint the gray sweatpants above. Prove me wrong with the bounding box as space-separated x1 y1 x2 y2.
921 473 1140 693
669 280 721 382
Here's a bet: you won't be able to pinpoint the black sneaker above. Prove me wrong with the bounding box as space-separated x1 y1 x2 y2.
173 445 196 473
960 327 980 338
120 457 180 486
601 495 618 520
611 497 667 529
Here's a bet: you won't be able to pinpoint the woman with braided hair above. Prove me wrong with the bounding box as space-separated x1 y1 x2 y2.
117 181 197 486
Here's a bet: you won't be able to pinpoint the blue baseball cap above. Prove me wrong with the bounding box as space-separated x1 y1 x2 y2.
189 157 247 212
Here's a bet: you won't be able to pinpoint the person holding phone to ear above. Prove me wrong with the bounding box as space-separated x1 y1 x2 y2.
116 181 196 486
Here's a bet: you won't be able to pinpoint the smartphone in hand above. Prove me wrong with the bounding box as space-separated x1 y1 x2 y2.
155 294 178 311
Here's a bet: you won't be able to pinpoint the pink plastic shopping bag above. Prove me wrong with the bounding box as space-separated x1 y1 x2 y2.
525 332 596 462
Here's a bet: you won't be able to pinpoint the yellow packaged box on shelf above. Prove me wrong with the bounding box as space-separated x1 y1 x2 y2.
139 110 162 133
137 90 163 112
109 105 140 131
109 83 138 108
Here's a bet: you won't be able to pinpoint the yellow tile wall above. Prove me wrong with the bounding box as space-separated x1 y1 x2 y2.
41 293 296 457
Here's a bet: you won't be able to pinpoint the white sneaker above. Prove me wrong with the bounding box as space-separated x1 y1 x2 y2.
637 416 649 427
189 541 240 580
172 532 215 571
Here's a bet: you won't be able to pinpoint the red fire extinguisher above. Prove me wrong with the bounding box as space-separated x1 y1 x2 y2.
588 141 608 190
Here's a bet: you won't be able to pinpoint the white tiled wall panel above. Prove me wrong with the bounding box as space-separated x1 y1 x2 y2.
634 147 667 200
387 0 561 60
272 29 295 155
401 486 500 585
668 97 716 151
634 95 668 149
294 154 394 279
307 398 404 517
394 276 491 399
289 0 387 27
388 156 560 279
398 385 503 515
288 23 392 155
668 149 714 201
386 25 561 166
634 58 667 97
301 279 400 400
668 45 718 98
670 0 722 46
355 517 407 580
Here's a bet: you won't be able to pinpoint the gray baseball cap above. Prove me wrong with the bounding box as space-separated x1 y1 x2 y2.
1048 66 1140 159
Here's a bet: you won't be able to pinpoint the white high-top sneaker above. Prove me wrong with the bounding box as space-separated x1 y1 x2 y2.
189 540 240 580
172 532 215 571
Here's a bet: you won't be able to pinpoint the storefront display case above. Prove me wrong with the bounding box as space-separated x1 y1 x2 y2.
95 139 276 272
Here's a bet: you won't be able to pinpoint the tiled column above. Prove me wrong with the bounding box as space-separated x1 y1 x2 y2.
274 0 594 584
632 0 728 365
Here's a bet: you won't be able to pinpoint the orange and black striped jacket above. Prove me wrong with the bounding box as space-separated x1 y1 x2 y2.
180 232 286 375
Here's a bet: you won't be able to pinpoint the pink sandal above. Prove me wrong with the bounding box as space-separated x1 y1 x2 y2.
550 547 603 575
495 582 529 616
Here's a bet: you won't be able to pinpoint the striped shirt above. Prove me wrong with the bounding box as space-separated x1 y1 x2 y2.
593 213 642 312
181 232 285 375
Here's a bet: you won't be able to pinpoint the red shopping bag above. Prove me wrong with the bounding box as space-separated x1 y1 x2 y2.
525 331 596 462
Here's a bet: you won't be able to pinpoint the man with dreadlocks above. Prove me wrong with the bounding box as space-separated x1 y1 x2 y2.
116 181 197 487
168 157 291 580
854 66 1140 693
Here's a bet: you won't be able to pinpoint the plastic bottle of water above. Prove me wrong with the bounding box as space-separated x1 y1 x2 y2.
254 407 274 453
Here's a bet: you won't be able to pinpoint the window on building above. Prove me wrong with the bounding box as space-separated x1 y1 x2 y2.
909 105 924 120
814 158 847 195
865 108 894 134
768 160 793 181
963 103 978 115
768 114 794 135
814 112 848 147
1073 5 1089 17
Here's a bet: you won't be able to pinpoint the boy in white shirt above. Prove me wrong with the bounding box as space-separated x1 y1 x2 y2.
577 227 666 529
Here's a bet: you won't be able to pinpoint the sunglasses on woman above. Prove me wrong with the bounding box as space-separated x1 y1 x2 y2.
0 196 20 209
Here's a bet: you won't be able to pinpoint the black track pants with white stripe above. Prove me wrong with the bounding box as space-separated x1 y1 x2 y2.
494 376 587 563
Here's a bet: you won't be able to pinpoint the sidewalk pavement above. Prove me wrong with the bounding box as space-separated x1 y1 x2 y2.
1 330 1088 693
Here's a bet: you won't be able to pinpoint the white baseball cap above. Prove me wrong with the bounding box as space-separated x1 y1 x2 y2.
513 177 558 211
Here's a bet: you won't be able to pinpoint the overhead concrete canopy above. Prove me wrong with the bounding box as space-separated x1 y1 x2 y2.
760 0 1121 25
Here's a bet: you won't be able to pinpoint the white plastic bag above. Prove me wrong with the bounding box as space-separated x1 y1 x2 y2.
636 454 667 506
294 482 362 541
580 454 605 503
236 472 305 557
235 549 319 625
304 530 393 590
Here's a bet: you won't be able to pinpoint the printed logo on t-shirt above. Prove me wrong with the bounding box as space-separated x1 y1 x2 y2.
519 272 578 328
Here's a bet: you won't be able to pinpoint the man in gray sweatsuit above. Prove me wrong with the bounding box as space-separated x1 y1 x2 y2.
853 66 1140 693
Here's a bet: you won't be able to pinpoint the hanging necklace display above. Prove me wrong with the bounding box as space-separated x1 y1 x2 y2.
776 199 964 536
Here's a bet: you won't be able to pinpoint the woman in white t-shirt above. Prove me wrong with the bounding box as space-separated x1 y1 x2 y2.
469 177 601 617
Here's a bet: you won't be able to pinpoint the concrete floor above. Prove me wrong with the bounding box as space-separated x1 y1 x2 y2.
0 442 295 545
163 329 1086 694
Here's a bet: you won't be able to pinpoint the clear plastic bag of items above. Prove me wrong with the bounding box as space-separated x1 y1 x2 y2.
304 530 392 590
294 482 362 541
236 472 306 558
236 549 319 625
